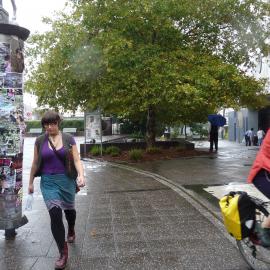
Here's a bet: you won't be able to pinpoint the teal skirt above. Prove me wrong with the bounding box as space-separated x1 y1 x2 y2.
40 174 76 211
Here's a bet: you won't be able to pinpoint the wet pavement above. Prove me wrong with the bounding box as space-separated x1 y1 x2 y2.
0 137 260 269
132 139 259 185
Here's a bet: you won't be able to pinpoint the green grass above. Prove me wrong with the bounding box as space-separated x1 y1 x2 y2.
104 146 121 157
90 145 101 156
128 149 143 161
146 147 162 154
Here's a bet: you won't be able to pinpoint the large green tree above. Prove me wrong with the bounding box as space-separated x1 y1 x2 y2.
26 0 270 146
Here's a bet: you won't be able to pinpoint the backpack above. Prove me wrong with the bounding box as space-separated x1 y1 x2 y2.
219 191 256 240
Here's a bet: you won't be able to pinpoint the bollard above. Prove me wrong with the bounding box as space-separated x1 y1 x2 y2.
0 5 30 239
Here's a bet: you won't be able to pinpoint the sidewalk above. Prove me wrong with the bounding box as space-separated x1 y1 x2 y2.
0 138 253 269
132 139 260 185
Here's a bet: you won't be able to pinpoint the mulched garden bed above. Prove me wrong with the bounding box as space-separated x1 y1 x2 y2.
87 148 212 163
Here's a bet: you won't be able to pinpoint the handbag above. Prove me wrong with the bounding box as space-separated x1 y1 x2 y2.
48 136 80 193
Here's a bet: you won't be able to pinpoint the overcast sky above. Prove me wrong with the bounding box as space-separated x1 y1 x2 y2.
2 0 68 112
4 0 67 33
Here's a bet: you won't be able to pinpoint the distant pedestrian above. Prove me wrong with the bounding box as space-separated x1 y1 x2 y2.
209 124 219 152
164 127 170 140
257 128 265 146
28 110 85 270
245 128 254 146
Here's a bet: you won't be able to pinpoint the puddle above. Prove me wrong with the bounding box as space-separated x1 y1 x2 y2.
183 184 219 208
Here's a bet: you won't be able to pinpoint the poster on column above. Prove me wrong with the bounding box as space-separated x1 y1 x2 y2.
0 41 26 230
0 43 10 73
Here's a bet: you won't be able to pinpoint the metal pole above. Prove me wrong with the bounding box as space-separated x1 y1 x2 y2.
221 108 225 139
99 109 103 156
83 112 86 159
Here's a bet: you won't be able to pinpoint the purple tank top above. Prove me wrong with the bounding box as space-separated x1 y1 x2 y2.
41 137 76 174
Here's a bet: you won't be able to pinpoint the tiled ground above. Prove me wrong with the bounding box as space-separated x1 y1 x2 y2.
0 159 249 270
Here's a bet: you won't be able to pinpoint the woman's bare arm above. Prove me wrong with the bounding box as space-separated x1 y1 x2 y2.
72 145 85 187
28 145 38 193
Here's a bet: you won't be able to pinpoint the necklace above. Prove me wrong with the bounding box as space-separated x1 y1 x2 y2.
49 132 61 145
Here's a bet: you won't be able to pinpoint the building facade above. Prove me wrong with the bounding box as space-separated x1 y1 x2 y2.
228 56 270 142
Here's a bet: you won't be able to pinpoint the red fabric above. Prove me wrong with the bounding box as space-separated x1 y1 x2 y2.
248 129 270 183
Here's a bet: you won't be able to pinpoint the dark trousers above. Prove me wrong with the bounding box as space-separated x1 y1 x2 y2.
245 135 251 146
49 207 76 252
253 170 270 199
210 133 218 151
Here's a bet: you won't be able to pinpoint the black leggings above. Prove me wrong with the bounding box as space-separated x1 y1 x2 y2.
253 169 270 199
49 207 76 251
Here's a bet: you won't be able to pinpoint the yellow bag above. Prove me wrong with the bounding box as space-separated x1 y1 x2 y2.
219 191 256 240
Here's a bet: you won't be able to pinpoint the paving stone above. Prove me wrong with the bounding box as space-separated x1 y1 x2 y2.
147 239 183 253
88 210 112 219
133 209 158 217
114 231 144 242
82 242 117 258
116 241 149 256
136 215 162 225
112 223 140 233
68 256 109 270
87 217 112 226
112 216 137 225
30 257 57 270
84 231 114 243
0 256 37 270
150 251 184 270
108 252 153 270
111 210 136 218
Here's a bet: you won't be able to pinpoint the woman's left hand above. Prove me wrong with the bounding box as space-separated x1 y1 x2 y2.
77 175 85 187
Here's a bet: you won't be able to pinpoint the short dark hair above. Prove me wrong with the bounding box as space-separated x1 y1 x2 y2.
41 110 61 128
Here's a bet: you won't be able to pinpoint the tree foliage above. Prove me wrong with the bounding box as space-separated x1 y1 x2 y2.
26 0 270 145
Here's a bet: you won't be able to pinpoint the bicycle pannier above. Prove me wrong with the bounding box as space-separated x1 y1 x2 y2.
219 191 256 240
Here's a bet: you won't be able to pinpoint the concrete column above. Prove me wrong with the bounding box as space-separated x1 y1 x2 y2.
0 7 30 239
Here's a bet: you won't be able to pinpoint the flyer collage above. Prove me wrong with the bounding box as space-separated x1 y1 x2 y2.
85 112 101 142
0 41 25 227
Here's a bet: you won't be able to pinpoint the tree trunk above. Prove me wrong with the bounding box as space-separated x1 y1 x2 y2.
146 106 156 148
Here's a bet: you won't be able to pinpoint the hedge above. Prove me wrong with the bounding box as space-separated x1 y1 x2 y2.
25 119 84 132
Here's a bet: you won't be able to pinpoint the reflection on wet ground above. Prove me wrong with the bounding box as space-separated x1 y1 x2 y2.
131 139 260 186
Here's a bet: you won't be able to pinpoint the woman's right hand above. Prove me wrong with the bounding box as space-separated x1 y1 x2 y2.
28 183 34 194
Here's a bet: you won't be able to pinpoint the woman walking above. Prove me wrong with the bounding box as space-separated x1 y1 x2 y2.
28 110 85 269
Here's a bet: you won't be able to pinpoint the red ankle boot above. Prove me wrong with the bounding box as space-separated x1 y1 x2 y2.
67 228 75 243
55 242 68 269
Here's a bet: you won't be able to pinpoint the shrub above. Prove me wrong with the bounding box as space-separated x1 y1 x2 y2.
25 120 42 131
129 149 143 161
61 119 84 131
175 145 185 152
90 145 101 156
146 147 162 154
190 123 208 138
105 146 121 157
25 119 84 132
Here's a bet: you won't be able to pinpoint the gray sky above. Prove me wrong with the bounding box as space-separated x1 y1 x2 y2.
4 0 67 33
3 0 68 114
